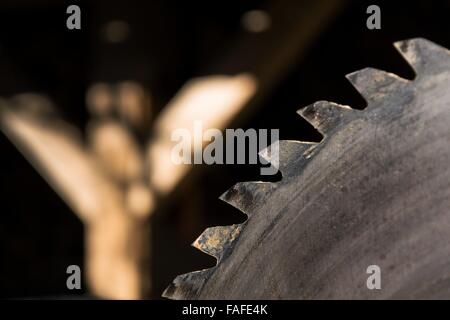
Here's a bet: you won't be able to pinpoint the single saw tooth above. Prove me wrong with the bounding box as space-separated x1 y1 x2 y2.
162 269 212 300
220 181 273 216
298 101 353 136
259 140 317 176
394 38 450 76
346 67 409 105
192 224 243 261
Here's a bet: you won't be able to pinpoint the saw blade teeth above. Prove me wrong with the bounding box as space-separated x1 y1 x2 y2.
162 269 211 300
394 38 450 76
346 67 408 105
259 140 317 175
298 100 353 135
220 181 273 215
192 224 243 261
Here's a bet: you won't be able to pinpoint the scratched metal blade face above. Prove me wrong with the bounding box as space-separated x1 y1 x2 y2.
164 38 450 299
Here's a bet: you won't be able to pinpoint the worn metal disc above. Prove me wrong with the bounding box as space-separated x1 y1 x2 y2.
164 38 450 299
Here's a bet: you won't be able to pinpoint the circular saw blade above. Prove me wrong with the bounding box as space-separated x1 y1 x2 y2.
164 38 450 299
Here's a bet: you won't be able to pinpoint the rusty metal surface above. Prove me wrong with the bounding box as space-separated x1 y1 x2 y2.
164 38 450 299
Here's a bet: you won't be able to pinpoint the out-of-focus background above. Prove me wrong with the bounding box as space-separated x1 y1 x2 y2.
0 0 449 299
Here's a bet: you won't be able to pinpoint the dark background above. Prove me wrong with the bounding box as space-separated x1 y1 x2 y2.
0 0 449 298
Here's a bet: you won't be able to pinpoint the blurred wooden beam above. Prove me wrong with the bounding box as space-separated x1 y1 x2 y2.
0 95 152 299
